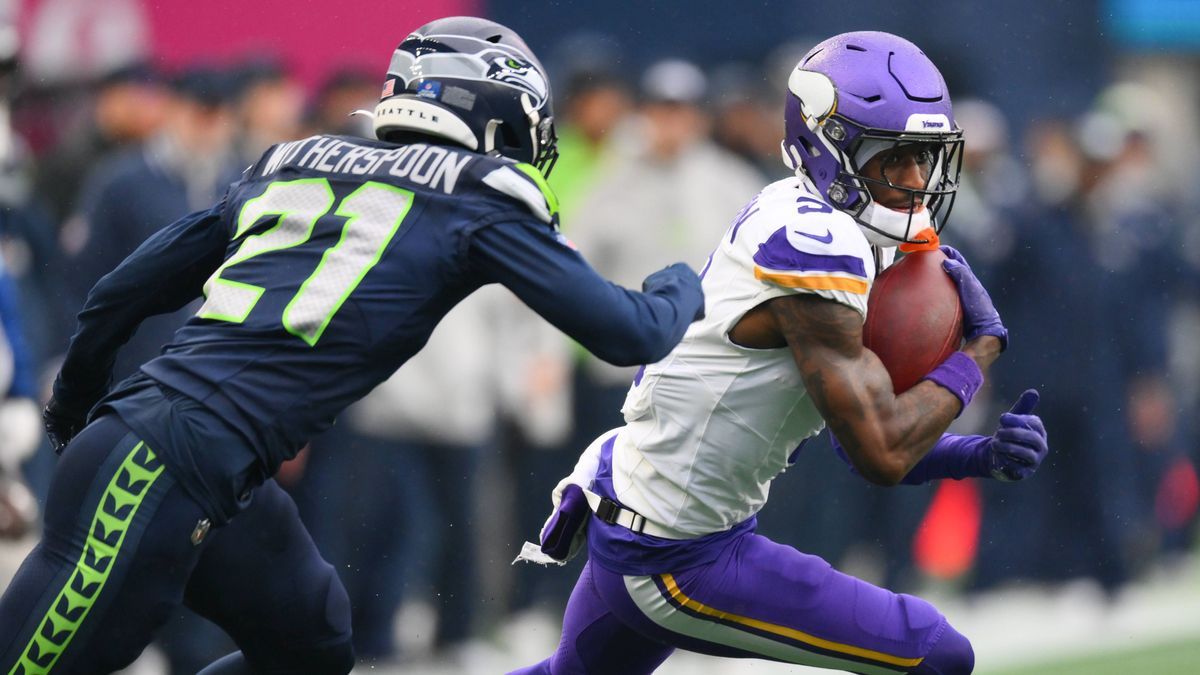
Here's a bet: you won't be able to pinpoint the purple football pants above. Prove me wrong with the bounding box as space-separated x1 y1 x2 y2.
511 531 973 674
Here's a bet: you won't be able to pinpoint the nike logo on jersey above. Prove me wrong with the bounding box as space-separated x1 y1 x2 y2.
795 229 833 244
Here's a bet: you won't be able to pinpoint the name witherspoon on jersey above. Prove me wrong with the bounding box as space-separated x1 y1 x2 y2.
260 134 471 194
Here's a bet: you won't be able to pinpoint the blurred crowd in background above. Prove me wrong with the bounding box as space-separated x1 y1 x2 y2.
0 0 1198 672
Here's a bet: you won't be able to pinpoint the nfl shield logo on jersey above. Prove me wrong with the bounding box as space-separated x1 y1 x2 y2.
554 232 578 250
417 80 442 100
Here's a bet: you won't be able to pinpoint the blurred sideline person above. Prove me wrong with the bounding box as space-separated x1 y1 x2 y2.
941 99 1025 273
514 32 1048 675
60 66 242 385
0 256 39 542
502 54 634 619
297 285 575 665
232 59 305 167
34 63 168 225
709 62 790 180
297 289 500 664
548 61 633 224
568 57 761 454
0 38 73 372
491 289 578 619
0 17 703 675
302 67 378 139
979 105 1179 593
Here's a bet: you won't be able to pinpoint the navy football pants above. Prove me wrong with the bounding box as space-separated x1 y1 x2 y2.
0 415 353 674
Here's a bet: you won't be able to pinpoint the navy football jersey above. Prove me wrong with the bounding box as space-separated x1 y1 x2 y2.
55 135 702 520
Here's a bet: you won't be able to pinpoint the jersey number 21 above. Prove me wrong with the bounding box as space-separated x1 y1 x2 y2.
196 178 414 346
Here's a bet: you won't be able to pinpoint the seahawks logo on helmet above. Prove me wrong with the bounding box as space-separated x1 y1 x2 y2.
485 56 548 106
384 47 548 108
373 17 560 176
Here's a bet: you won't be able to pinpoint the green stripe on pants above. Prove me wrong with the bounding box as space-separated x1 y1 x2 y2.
10 441 165 675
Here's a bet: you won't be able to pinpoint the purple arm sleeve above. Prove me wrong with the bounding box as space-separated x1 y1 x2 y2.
830 431 991 485
921 351 984 414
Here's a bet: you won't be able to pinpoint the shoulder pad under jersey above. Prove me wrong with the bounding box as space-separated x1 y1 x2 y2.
478 161 560 226
740 178 874 313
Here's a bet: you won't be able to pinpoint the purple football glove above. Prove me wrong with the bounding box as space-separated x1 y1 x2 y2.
940 245 1008 350
539 483 591 562
988 389 1049 481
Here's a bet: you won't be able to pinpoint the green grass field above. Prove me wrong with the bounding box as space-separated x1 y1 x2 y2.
990 638 1200 675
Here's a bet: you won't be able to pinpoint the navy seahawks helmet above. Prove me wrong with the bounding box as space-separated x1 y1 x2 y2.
373 16 559 176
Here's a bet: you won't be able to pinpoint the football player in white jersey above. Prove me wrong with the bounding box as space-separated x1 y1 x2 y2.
511 31 1048 675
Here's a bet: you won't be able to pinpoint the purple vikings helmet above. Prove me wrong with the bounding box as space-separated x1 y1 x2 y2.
783 32 964 246
372 16 559 176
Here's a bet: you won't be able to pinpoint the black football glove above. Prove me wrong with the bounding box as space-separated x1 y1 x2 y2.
42 397 88 454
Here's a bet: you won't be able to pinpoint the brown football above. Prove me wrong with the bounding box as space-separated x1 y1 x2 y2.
862 249 964 393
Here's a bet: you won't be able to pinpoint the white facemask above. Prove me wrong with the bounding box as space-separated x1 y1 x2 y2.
856 200 931 247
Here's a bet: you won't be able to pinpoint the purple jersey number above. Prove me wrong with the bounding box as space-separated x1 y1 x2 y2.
796 196 832 215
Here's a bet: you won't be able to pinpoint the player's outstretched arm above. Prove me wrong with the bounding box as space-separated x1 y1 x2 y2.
469 221 704 367
830 389 1049 485
771 293 1001 485
47 204 230 449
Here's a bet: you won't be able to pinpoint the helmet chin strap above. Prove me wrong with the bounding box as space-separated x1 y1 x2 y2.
521 93 541 160
781 140 804 172
483 119 503 156
856 201 931 247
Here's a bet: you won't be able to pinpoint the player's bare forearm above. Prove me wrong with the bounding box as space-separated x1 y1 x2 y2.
771 294 974 485
806 353 959 485
870 335 1001 480
961 334 1001 370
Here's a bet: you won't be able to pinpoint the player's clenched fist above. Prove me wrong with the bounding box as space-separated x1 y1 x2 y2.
642 263 705 322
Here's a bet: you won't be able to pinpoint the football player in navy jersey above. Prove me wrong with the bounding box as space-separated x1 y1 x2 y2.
0 17 703 675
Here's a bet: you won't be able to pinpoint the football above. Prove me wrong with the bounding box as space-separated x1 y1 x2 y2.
862 249 964 393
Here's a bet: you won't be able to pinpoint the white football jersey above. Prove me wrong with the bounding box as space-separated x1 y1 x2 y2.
611 175 895 537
